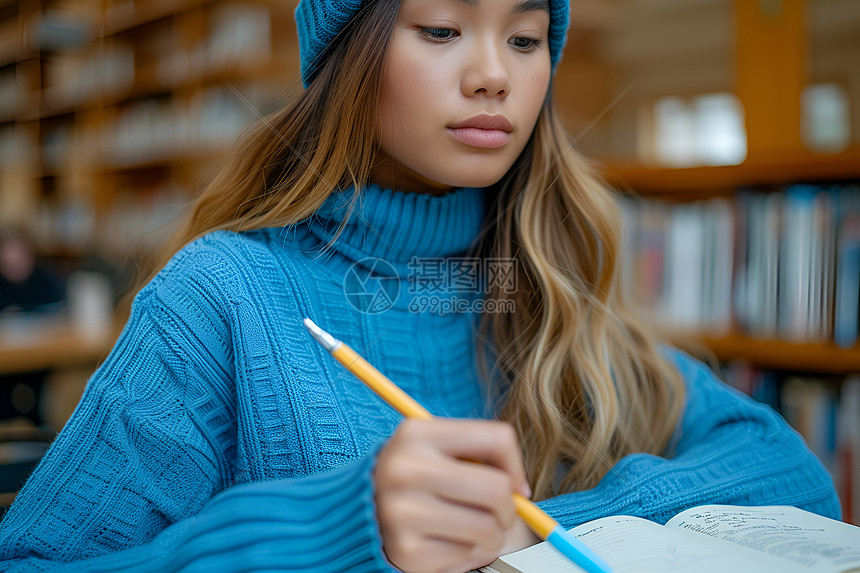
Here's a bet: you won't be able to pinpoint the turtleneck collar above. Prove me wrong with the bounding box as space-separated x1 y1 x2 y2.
304 182 488 275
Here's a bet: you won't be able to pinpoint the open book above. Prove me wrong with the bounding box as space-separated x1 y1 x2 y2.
479 505 860 573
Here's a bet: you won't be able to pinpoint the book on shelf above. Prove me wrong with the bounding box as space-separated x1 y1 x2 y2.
835 186 860 349
781 377 839 476
620 184 860 345
479 504 860 573
666 201 705 330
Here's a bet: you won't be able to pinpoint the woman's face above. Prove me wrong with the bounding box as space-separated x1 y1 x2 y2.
372 0 552 194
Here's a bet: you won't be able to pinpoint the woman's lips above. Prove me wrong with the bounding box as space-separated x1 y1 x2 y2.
446 127 512 149
447 114 514 149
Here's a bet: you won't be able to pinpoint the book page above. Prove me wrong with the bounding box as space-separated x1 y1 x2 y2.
665 505 860 573
480 516 785 573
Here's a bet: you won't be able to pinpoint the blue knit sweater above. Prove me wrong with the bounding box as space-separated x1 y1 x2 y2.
0 183 840 571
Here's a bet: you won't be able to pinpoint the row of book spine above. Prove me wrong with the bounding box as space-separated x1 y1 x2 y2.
723 364 860 526
620 184 860 347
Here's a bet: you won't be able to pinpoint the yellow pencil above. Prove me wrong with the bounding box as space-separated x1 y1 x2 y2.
303 317 612 573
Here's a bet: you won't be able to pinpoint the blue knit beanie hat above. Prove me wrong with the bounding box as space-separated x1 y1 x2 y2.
295 0 570 86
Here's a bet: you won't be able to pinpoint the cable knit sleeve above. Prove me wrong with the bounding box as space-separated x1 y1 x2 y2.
536 349 842 528
0 253 395 572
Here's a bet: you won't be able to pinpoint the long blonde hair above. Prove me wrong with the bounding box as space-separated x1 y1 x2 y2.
473 96 685 499
143 0 685 501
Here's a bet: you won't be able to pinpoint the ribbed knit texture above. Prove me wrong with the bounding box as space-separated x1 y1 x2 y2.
0 183 840 571
295 0 570 86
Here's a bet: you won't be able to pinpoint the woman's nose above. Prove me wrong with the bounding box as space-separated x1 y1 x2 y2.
461 41 512 98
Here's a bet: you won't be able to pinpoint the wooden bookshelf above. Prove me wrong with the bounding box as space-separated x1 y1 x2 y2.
579 0 860 380
701 335 860 375
0 0 300 389
102 0 210 37
32 56 298 120
0 0 299 258
0 325 113 375
598 147 860 197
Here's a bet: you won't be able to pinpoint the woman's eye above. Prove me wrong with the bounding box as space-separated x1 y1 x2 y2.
417 27 458 42
509 36 542 51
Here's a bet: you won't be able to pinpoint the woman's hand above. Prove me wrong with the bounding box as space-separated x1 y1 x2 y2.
374 419 537 573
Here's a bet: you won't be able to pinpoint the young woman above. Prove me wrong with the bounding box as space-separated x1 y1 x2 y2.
0 0 840 571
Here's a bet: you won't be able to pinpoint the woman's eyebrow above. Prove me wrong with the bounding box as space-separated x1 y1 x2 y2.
512 0 550 15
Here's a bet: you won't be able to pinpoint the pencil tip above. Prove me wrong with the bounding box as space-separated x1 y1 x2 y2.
547 526 613 573
302 317 340 352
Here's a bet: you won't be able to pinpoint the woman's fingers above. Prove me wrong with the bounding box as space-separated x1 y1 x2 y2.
380 449 518 524
380 487 509 550
381 533 488 573
395 418 530 496
428 455 520 529
374 418 532 573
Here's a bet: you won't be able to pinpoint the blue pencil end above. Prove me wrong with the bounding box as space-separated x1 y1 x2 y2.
546 525 613 573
